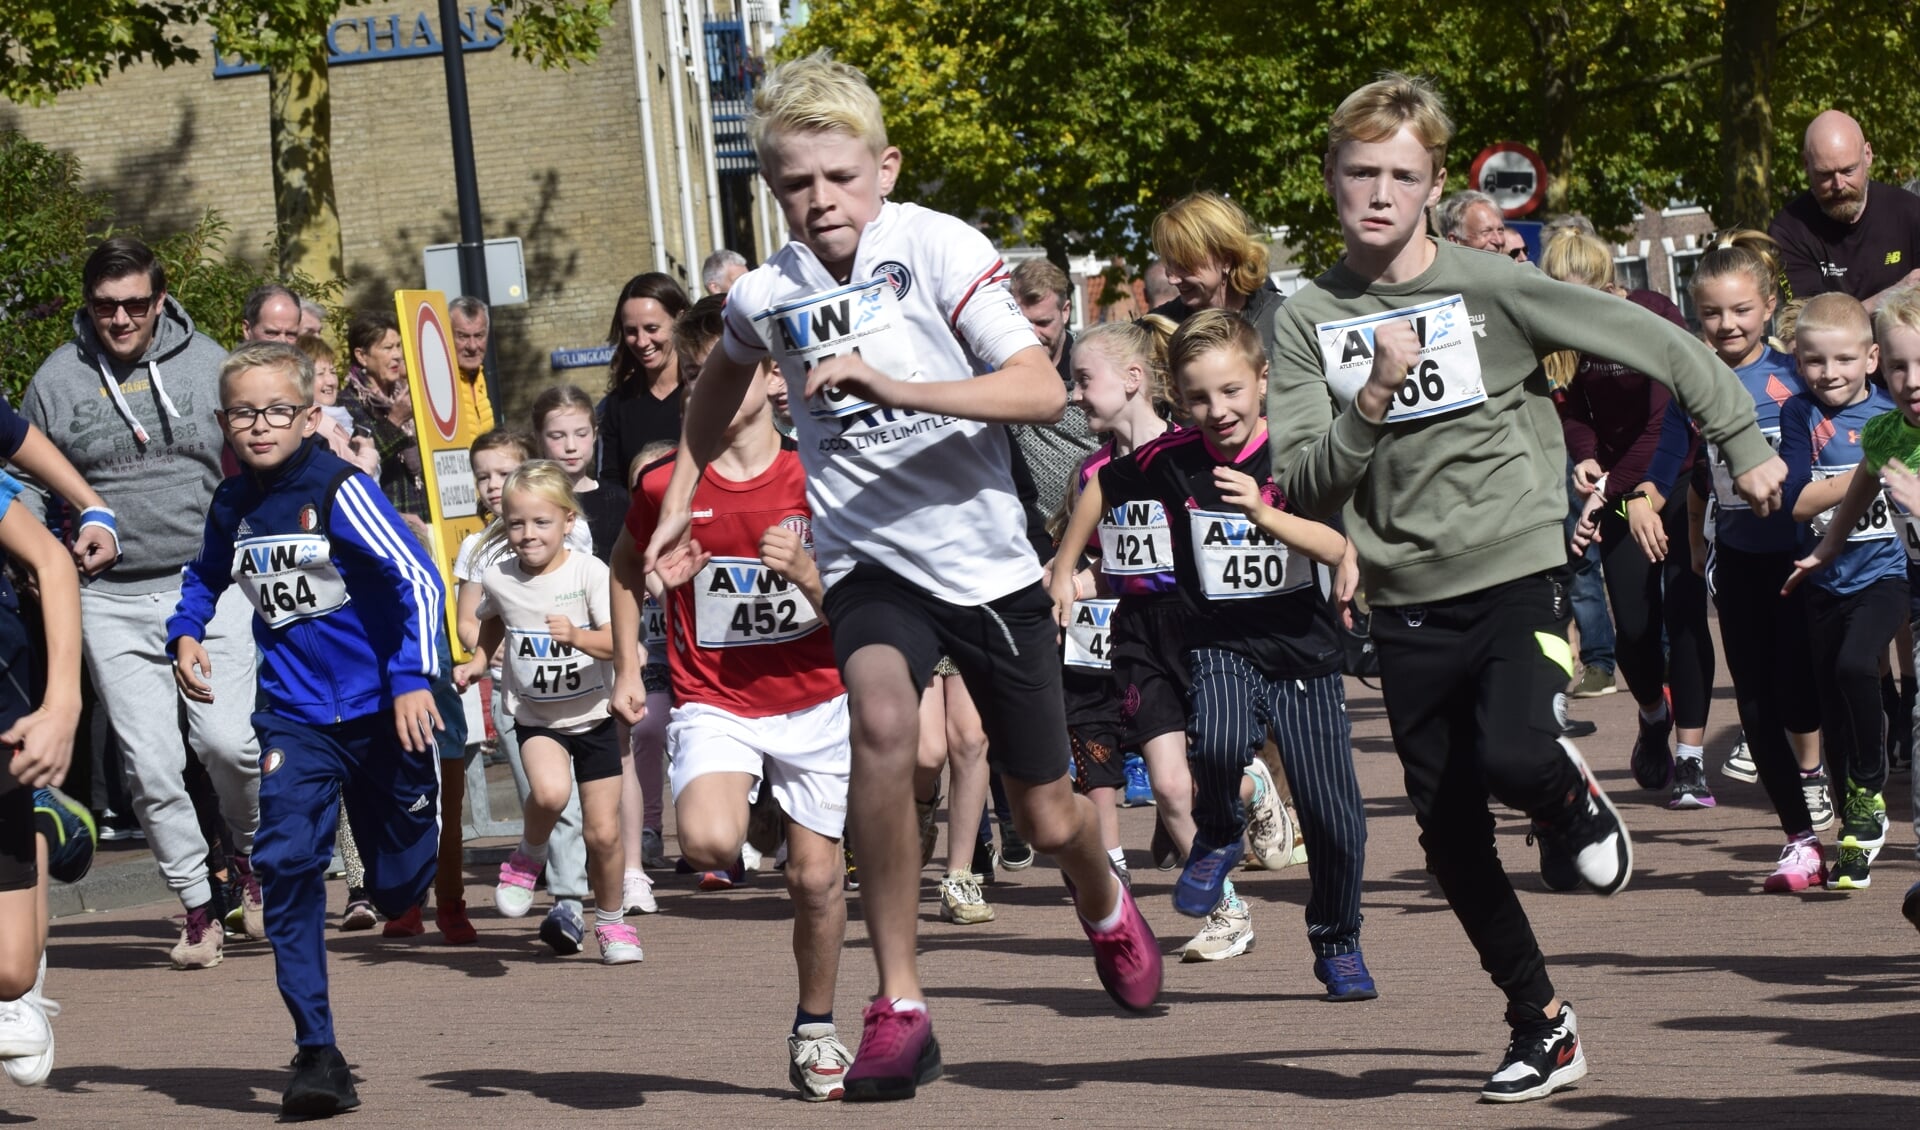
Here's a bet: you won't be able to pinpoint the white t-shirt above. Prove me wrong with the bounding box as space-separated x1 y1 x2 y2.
456 524 595 679
721 201 1044 605
476 549 613 733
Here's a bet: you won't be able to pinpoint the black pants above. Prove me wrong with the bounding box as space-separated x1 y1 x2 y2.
1806 576 1906 796
1371 570 1582 1011
1708 546 1821 836
1598 497 1714 728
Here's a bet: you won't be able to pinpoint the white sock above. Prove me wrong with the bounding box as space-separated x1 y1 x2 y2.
890 998 928 1014
1676 742 1704 764
594 906 622 929
1083 876 1127 933
1640 701 1670 725
517 839 549 866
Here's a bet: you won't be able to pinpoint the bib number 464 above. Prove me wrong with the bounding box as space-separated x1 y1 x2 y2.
259 576 319 618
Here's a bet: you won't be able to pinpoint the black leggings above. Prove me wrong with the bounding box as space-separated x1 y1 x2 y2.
1598 497 1713 728
1710 546 1822 836
1806 576 1906 796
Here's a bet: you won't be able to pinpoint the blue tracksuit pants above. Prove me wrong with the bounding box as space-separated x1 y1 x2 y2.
253 710 439 1048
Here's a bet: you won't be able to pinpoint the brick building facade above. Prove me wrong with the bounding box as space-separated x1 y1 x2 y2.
0 0 786 422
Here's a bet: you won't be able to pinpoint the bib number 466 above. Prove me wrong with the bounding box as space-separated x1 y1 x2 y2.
1396 358 1446 410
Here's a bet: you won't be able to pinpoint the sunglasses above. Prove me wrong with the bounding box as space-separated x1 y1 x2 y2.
89 294 157 319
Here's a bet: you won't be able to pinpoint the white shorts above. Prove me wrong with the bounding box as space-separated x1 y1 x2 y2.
667 696 851 839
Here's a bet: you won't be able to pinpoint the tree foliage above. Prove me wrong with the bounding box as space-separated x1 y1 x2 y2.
783 1 1920 270
0 1 208 106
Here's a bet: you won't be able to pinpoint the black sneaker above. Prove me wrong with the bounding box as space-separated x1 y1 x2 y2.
1149 815 1180 871
1666 757 1716 810
999 824 1034 871
970 835 996 885
1903 880 1920 931
1481 1002 1587 1102
1530 742 1632 896
1629 713 1674 790
283 1044 360 1118
1528 828 1582 892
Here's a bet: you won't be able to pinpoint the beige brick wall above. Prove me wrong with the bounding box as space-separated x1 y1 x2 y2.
0 0 748 425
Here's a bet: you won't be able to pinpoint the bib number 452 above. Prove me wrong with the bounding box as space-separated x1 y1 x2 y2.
731 598 802 637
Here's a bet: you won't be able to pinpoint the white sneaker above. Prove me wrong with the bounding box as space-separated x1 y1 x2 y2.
595 922 644 965
1243 759 1293 871
622 870 658 915
740 842 764 872
938 869 996 924
788 1023 852 1101
0 957 56 1087
1180 895 1254 962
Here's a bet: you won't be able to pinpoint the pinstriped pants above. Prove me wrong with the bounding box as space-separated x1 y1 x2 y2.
1187 650 1366 956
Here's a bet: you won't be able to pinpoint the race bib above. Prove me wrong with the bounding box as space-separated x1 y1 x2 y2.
507 627 605 702
691 556 821 648
1708 429 1783 513
1064 598 1116 670
753 277 921 423
232 535 350 627
1316 294 1487 422
642 595 668 654
1188 508 1310 600
1097 499 1174 576
1894 496 1920 563
1810 465 1897 543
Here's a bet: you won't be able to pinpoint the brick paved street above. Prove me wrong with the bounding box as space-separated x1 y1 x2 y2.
5 678 1917 1126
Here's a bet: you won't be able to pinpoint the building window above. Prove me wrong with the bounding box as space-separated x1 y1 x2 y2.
1614 257 1649 294
1669 249 1705 330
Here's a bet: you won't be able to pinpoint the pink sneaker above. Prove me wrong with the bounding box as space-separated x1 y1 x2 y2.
494 850 539 918
844 999 941 1102
1080 879 1164 1012
595 921 643 965
1762 832 1825 892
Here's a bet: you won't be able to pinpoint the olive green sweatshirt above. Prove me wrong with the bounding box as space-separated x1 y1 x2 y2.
1265 238 1774 607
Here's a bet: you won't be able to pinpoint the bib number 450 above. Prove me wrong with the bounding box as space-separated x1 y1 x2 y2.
1221 552 1287 591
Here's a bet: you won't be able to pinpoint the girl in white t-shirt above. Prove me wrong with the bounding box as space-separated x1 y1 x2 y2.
454 461 641 965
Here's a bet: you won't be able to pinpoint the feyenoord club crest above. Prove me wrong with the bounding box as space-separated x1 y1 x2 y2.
298 505 319 532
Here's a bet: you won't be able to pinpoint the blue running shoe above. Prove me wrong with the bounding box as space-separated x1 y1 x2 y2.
1313 950 1380 1002
34 786 98 885
1121 755 1155 807
1172 837 1241 917
539 901 585 955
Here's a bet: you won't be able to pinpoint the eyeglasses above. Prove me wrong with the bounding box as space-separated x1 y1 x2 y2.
89 294 156 319
221 404 308 429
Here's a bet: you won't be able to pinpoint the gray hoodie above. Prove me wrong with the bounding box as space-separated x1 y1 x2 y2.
19 296 230 594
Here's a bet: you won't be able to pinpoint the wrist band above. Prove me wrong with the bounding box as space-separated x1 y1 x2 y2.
78 506 122 557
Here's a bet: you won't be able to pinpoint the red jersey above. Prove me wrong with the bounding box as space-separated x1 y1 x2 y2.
627 445 845 717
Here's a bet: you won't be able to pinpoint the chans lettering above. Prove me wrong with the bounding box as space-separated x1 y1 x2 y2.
213 5 508 78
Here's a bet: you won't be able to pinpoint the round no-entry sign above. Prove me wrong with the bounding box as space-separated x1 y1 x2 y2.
1470 142 1548 218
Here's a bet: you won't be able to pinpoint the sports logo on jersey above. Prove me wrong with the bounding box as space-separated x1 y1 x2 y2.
1888 250 1904 266
298 505 319 532
780 513 814 554
236 519 253 539
262 748 284 776
873 260 912 300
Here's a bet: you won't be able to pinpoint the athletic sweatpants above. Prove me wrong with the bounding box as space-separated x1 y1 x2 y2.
253 710 439 1049
86 585 259 909
1370 570 1583 1011
496 688 588 901
1597 497 1714 728
1708 546 1819 836
1806 576 1906 796
1187 652 1366 957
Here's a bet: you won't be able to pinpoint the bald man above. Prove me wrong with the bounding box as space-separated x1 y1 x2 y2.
1769 110 1920 310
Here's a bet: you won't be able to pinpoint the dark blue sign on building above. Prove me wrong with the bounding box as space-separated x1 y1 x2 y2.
214 5 507 78
551 345 616 371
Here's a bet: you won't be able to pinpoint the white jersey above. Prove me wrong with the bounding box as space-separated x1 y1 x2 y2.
721 201 1044 605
